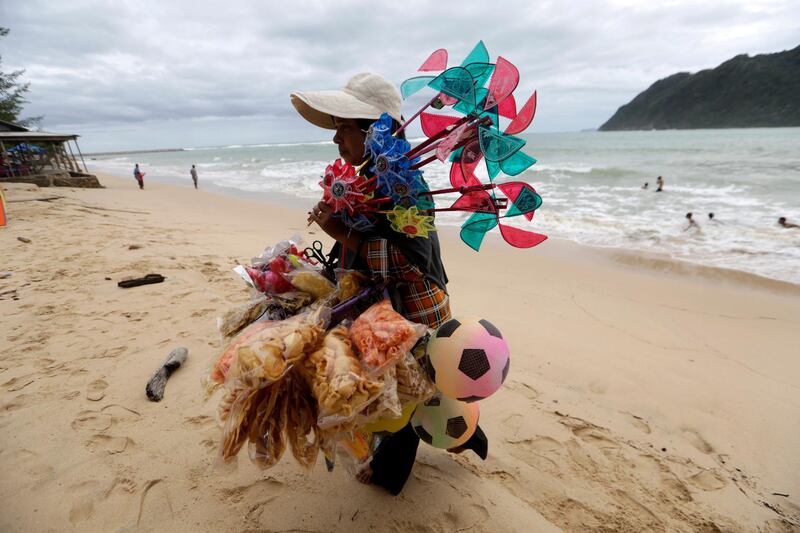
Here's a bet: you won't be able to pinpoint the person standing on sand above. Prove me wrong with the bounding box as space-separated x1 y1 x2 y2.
190 165 198 189
656 176 664 192
292 72 487 496
778 217 799 229
133 164 144 190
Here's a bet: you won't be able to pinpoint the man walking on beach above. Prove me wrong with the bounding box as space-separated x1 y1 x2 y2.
133 164 144 190
190 165 198 189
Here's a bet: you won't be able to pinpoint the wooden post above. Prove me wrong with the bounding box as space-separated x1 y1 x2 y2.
46 143 57 170
23 143 31 175
73 139 88 173
59 143 75 172
0 139 14 178
66 140 79 173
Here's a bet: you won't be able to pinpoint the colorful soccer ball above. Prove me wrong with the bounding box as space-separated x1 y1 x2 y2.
424 317 510 402
411 394 479 449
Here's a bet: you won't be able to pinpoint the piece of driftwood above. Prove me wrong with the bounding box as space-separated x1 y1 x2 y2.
146 347 188 402
118 273 165 288
8 196 64 203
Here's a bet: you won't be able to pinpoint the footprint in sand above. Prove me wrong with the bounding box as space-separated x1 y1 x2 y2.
626 413 652 435
508 380 539 400
688 469 728 491
681 428 714 454
137 479 174 528
71 404 141 432
68 480 101 525
3 376 35 392
85 434 134 454
2 393 40 413
91 346 127 360
183 415 215 428
68 477 138 526
572 426 621 451
10 448 55 485
69 498 95 524
505 436 563 474
87 379 108 401
72 411 113 432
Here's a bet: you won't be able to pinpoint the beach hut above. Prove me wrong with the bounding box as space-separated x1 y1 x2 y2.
0 119 91 182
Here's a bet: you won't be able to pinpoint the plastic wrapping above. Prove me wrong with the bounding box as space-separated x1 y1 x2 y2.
301 325 384 431
207 236 447 474
251 236 305 269
350 299 427 373
235 236 322 296
329 284 389 328
216 295 269 340
350 366 402 425
206 320 277 395
219 310 327 393
335 429 375 476
287 269 335 300
334 270 369 303
396 349 436 403
217 386 268 464
248 384 287 469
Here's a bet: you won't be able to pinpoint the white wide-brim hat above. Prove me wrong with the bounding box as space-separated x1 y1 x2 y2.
290 72 403 130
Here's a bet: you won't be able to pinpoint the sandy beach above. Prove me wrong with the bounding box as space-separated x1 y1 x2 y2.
1 172 799 532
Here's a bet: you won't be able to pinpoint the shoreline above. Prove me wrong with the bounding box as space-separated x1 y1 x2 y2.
1 172 798 531
88 167 800 294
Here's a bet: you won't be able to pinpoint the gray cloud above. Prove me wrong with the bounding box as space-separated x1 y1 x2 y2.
1 0 798 151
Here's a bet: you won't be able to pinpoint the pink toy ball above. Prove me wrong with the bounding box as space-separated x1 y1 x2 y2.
424 317 510 402
411 393 480 449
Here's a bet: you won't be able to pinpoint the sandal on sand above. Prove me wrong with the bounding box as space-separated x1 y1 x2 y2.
118 273 166 288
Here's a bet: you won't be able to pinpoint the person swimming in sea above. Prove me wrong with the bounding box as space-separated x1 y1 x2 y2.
708 212 721 224
778 217 799 229
642 182 649 190
684 212 700 231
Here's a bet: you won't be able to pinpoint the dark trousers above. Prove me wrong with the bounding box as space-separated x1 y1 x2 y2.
369 423 420 496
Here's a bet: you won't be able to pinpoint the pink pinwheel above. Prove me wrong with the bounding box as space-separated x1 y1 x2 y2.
320 159 366 215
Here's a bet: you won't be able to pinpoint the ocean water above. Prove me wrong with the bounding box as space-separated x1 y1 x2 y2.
89 128 800 285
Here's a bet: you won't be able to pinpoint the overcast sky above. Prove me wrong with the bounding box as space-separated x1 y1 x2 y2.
2 0 798 152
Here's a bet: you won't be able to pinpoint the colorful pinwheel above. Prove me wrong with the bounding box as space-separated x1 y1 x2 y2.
396 41 546 250
319 159 367 215
386 205 437 238
317 41 547 249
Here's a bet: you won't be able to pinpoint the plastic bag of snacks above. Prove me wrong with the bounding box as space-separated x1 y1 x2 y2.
301 324 384 431
350 299 427 373
234 236 318 296
285 268 336 300
216 310 327 393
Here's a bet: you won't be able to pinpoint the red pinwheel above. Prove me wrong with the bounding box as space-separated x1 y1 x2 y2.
319 159 367 215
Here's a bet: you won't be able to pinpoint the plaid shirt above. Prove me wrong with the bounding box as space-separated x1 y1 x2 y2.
364 238 451 328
